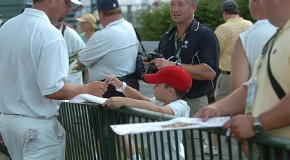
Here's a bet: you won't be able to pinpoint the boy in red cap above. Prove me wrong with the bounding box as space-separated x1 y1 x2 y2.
103 66 192 160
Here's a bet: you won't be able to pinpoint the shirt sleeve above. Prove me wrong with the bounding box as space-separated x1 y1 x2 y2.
78 31 108 67
198 28 220 72
37 39 68 95
165 100 189 117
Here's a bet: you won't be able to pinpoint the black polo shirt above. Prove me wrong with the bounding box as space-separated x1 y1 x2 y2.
157 19 220 98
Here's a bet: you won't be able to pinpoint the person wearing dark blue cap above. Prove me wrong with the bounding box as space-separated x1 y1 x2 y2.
77 0 140 159
77 0 139 97
219 0 240 15
97 0 119 10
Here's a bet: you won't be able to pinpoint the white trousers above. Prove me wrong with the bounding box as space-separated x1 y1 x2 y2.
0 113 66 160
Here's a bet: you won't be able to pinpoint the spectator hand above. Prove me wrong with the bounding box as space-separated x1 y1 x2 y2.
69 60 86 73
151 58 174 70
223 115 255 142
102 97 126 109
193 104 221 122
85 81 108 97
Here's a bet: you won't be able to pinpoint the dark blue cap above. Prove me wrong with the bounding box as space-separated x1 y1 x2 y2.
220 0 240 15
97 0 119 10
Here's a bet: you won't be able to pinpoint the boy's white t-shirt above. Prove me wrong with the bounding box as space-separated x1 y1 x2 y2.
149 97 190 160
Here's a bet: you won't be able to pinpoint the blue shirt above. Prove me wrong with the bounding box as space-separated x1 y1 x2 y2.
157 19 220 98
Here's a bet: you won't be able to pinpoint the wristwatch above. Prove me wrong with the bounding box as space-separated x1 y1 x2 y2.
253 115 263 135
176 62 182 66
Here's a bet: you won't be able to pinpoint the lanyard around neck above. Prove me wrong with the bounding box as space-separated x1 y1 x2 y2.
256 29 279 76
174 22 192 57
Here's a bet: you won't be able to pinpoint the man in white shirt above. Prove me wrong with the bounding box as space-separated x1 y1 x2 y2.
77 0 139 98
0 0 107 159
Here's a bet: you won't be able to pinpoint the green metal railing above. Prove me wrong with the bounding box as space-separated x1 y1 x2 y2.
57 102 290 160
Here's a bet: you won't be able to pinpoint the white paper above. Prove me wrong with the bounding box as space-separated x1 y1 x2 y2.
68 94 108 104
111 116 230 135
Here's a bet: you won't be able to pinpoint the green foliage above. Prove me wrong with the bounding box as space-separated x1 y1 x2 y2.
136 3 175 41
195 0 253 30
195 0 224 30
137 0 253 41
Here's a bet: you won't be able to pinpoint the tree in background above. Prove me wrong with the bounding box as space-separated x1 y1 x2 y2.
137 0 252 41
136 3 175 41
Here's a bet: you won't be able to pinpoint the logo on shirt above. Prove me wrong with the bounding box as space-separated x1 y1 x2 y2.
182 41 189 48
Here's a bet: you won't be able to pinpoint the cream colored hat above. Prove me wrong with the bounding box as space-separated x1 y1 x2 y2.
76 14 97 30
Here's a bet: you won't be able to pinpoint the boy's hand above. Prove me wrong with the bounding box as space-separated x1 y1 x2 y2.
105 76 123 88
103 97 126 109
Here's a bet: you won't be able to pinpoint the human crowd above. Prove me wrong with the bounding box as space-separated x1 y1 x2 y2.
0 0 289 159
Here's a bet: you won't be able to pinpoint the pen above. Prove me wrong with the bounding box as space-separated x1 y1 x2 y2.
225 115 233 143
225 128 231 143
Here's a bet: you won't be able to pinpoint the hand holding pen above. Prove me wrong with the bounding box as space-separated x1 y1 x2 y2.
224 115 233 143
223 115 256 142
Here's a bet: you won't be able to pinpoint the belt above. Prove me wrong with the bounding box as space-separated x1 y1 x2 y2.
221 70 231 74
182 95 208 100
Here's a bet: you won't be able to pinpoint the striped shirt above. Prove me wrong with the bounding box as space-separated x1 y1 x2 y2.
215 17 253 71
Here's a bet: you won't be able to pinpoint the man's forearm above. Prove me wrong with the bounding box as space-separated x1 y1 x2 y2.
182 63 216 80
217 86 248 116
44 83 89 100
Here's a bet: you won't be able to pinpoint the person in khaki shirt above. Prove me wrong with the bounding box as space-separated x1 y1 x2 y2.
194 0 290 159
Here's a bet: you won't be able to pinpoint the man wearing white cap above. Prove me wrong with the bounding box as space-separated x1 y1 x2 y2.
0 0 108 159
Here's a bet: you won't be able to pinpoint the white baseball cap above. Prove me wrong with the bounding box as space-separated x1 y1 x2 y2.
70 0 81 5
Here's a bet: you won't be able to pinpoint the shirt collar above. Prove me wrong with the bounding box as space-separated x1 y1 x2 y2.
23 8 51 24
105 18 124 28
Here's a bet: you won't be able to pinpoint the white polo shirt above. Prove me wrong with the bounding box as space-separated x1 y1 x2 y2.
0 8 68 118
62 25 86 85
78 18 139 81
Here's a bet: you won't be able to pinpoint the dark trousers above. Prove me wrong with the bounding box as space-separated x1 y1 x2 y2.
89 74 140 137
103 74 140 98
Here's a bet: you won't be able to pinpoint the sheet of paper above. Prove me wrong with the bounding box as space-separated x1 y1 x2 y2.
68 94 108 104
111 116 230 135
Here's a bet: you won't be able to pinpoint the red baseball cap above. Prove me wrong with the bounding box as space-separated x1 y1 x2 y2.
144 66 192 92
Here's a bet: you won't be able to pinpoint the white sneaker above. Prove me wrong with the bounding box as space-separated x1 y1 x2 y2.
203 141 218 155
132 154 141 160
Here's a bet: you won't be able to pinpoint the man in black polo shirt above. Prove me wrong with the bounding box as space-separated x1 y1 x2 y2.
150 0 219 117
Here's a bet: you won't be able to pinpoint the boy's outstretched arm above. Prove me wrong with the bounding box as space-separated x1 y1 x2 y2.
105 76 150 101
103 97 174 115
